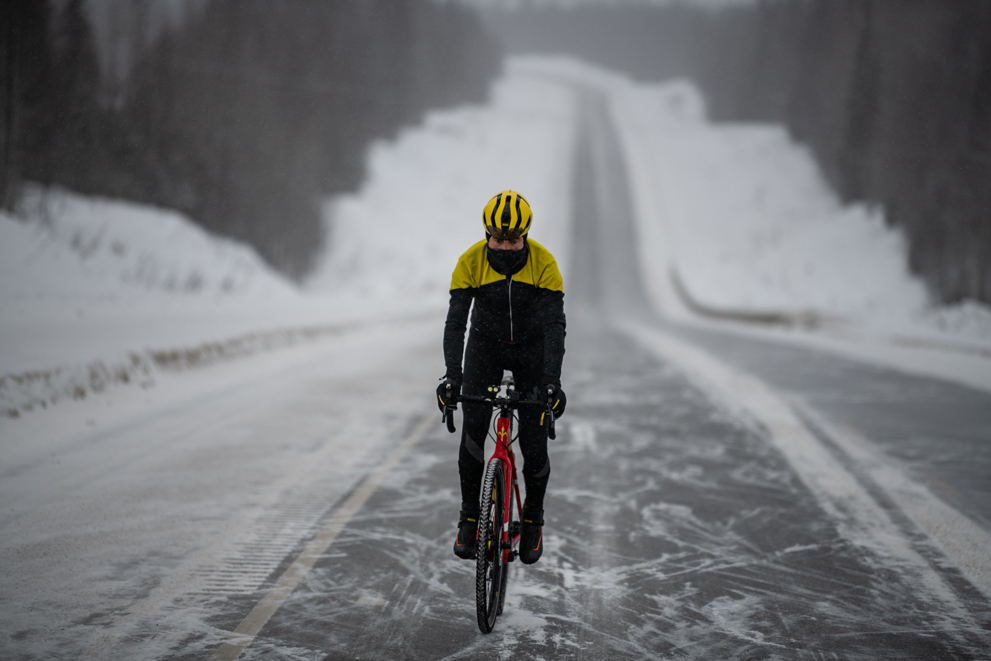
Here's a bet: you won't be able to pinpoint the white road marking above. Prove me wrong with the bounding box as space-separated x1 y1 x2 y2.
621 320 988 633
210 412 436 661
791 400 991 600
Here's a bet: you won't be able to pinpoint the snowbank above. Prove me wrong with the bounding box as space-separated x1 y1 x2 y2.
545 57 991 349
0 61 581 418
0 188 406 417
614 89 931 321
0 188 319 366
306 59 578 298
2 186 298 305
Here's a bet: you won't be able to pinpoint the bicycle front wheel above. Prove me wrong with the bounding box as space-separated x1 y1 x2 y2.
476 459 506 633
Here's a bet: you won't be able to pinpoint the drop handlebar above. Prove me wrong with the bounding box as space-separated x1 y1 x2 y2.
441 388 557 440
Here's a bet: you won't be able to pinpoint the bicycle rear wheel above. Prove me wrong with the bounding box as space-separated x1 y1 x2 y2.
475 459 506 633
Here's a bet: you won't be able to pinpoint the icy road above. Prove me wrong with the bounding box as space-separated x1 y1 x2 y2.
2 91 991 660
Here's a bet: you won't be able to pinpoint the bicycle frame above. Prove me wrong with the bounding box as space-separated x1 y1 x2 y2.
444 384 555 562
489 405 523 563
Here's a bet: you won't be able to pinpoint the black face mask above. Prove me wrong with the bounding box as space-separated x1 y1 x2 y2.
487 242 529 276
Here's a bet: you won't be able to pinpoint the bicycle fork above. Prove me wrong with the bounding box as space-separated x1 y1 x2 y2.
493 413 524 563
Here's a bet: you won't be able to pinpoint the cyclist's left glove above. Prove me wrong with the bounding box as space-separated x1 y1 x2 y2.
541 380 566 419
436 376 462 412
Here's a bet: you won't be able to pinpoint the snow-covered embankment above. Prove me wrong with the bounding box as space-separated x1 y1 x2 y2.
0 63 579 418
525 56 991 390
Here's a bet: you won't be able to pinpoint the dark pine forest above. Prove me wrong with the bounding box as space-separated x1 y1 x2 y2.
1 0 501 278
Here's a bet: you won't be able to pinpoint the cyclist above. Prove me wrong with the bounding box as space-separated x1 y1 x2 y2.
437 190 567 565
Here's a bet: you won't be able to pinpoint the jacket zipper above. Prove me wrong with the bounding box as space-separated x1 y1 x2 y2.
508 274 514 341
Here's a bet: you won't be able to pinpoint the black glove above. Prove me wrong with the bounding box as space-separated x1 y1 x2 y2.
436 376 462 412
540 380 566 419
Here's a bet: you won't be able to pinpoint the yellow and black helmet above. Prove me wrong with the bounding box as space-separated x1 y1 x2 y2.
483 190 532 240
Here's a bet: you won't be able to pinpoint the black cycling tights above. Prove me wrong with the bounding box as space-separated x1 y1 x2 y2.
458 332 550 513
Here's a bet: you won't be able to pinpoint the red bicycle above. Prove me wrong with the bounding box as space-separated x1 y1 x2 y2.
443 376 556 633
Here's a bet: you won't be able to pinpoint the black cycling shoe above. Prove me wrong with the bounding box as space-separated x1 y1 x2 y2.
519 507 544 565
453 507 479 560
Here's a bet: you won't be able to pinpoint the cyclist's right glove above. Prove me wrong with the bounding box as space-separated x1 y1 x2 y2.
436 376 462 412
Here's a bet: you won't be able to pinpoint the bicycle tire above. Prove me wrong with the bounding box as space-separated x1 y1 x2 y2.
476 459 506 633
496 491 513 616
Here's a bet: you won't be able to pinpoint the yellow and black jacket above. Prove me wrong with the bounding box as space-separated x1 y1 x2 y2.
444 239 566 383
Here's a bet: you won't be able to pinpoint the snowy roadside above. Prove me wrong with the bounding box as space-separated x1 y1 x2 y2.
0 187 438 418
0 308 438 419
516 56 991 391
0 64 579 420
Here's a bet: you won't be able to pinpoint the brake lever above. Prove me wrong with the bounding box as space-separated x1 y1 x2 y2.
546 386 557 440
443 382 458 433
443 405 457 433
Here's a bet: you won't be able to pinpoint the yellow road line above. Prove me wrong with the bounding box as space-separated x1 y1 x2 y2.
211 412 436 661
